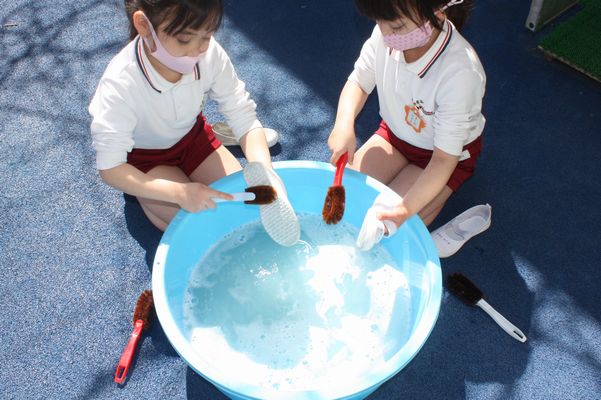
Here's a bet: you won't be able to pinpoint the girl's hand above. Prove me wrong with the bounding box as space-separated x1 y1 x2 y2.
376 199 412 233
357 192 408 250
328 123 356 165
177 182 232 213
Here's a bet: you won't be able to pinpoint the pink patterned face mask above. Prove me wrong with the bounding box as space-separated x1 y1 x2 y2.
382 0 463 51
143 15 203 74
382 22 434 52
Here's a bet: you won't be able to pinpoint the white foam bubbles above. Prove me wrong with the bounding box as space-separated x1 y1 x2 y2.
183 213 412 392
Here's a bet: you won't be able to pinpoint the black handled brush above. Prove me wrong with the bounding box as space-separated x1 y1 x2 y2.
446 273 527 343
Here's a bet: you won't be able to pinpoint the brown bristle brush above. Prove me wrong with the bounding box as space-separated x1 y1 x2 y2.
322 152 348 224
214 185 277 205
245 185 277 204
114 290 154 384
446 273 527 343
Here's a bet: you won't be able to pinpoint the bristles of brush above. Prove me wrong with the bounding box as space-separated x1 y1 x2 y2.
132 290 154 330
446 273 483 306
322 186 345 224
245 185 277 205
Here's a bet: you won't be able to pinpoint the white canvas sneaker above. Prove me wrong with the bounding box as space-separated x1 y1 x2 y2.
212 122 279 148
430 204 492 258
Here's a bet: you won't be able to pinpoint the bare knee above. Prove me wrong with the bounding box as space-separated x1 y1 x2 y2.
139 202 172 231
147 213 169 231
419 205 443 226
417 186 453 226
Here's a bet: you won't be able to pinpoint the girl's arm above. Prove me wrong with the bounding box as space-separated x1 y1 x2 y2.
329 25 379 165
328 80 369 165
377 147 459 226
99 163 232 212
239 128 272 167
378 65 485 228
205 41 274 168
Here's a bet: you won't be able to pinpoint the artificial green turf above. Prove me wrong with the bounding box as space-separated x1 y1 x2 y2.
539 0 601 82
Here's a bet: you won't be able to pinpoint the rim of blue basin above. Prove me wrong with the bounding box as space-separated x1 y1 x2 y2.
152 160 442 400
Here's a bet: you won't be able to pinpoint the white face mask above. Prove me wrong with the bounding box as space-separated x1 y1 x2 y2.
143 14 204 74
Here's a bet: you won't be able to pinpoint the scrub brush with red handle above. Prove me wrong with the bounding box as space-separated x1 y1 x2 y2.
322 152 348 224
114 290 154 384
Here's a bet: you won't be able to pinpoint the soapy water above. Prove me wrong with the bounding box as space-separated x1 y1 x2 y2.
184 213 412 391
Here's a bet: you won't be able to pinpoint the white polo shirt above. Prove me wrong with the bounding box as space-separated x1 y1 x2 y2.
89 36 262 170
349 20 486 157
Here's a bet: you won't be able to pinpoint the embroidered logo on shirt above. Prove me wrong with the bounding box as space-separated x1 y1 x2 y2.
414 99 434 116
404 104 426 133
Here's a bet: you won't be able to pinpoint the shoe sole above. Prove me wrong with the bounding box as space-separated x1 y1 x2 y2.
243 162 300 246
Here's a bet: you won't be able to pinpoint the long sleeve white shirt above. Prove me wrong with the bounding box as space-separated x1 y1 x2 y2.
89 36 262 170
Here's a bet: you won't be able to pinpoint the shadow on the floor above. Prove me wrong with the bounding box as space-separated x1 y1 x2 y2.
123 194 163 272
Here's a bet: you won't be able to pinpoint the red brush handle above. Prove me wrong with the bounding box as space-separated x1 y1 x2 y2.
334 152 348 186
114 320 144 384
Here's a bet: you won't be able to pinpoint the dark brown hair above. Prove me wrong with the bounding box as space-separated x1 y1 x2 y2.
354 0 473 31
124 0 223 41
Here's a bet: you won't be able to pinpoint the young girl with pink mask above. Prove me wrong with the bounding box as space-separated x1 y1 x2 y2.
327 0 488 254
89 0 280 231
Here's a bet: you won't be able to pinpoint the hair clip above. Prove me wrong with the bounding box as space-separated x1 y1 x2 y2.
441 0 464 11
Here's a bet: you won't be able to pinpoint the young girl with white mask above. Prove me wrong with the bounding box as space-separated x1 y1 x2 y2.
327 0 487 253
89 0 280 231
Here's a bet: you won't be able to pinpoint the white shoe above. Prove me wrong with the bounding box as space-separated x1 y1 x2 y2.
430 204 492 258
212 122 279 148
243 162 300 247
356 192 400 251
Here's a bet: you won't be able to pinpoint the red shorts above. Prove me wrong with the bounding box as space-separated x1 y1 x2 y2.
127 115 221 175
375 120 483 192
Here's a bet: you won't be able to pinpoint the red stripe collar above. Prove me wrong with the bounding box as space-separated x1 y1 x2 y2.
417 20 453 78
135 37 162 93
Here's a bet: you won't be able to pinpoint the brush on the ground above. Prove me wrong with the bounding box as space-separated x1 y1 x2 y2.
322 152 348 224
214 185 277 205
446 273 527 342
114 290 154 384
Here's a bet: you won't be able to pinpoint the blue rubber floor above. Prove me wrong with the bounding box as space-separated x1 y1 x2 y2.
1 1 600 399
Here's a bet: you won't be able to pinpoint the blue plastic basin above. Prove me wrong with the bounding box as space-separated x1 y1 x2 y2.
152 160 442 400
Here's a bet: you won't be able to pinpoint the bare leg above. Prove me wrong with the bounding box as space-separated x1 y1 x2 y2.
138 166 191 231
351 135 409 185
353 134 454 225
138 146 242 231
418 188 453 226
387 164 453 226
189 145 241 184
